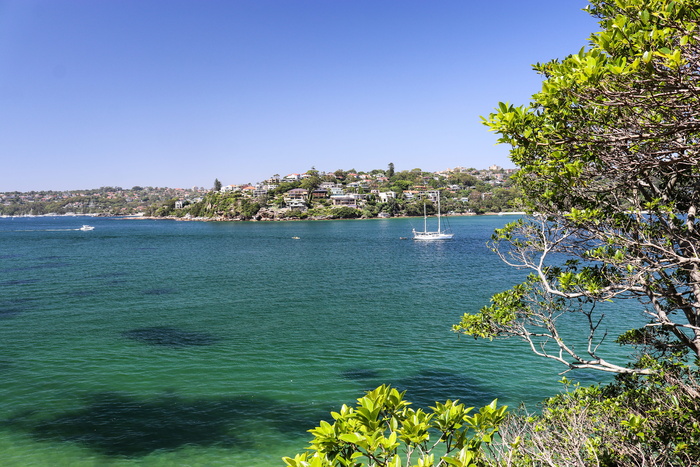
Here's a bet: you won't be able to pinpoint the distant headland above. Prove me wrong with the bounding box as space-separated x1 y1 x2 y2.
1 165 520 220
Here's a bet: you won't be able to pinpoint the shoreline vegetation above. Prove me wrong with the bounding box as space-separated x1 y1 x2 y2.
0 165 523 220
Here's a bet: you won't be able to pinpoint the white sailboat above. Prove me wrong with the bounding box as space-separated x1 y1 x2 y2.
412 195 453 240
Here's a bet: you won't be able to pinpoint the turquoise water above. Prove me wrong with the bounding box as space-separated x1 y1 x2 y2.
0 215 629 465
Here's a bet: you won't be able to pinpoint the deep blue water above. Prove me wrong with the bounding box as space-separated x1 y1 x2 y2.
0 215 632 465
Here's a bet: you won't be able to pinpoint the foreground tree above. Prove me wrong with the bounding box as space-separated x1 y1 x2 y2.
455 0 700 374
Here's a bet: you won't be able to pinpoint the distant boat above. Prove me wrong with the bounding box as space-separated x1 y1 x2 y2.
412 195 453 241
79 225 95 231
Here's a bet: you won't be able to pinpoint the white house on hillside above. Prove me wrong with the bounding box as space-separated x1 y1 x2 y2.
378 191 396 203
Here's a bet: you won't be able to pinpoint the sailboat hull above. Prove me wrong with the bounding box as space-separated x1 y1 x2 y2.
412 230 454 240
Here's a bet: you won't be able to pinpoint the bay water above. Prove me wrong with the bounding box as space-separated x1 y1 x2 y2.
0 215 631 466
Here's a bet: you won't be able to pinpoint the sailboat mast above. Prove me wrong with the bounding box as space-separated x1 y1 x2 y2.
437 196 441 233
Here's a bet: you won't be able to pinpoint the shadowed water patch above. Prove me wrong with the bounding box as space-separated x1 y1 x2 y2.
0 308 24 319
0 279 40 286
0 298 35 319
3 261 73 272
143 287 177 296
7 392 325 457
0 266 34 273
393 368 495 408
1 253 65 272
1 297 35 307
69 289 100 297
107 279 128 285
95 271 129 279
122 326 220 347
340 368 381 381
37 261 71 269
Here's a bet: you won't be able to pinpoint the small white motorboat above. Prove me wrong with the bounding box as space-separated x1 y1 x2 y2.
79 225 95 231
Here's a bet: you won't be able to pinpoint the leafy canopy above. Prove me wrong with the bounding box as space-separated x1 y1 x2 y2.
455 0 700 373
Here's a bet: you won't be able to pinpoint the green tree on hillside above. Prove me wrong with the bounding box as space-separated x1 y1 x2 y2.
301 169 322 195
391 170 422 184
448 172 479 187
389 180 412 193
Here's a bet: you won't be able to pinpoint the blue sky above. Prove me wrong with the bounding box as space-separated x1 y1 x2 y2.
0 0 598 191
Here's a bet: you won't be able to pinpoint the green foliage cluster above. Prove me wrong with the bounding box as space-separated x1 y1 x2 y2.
161 191 262 219
283 385 506 467
494 363 700 466
329 207 363 219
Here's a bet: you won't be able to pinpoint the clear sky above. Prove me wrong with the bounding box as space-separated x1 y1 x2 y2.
0 0 599 192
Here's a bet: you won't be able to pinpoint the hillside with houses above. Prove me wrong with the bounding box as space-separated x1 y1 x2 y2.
0 186 208 217
149 165 520 220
